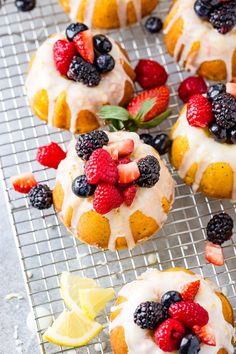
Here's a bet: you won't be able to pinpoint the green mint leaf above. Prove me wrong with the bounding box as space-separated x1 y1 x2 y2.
138 109 172 129
99 105 131 122
134 98 156 122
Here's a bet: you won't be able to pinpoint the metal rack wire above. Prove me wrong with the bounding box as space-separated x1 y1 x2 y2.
0 0 235 353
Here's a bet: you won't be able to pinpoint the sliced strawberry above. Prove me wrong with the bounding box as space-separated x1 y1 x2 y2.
53 39 77 76
117 161 140 184
226 82 236 98
108 139 134 160
127 86 170 122
11 173 38 194
117 157 131 165
205 242 224 266
73 30 94 64
181 280 200 302
193 325 216 346
123 184 138 207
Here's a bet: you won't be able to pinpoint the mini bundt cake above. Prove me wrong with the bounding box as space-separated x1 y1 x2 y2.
58 0 159 29
53 131 175 251
164 0 236 81
25 23 135 133
110 268 234 354
170 83 236 200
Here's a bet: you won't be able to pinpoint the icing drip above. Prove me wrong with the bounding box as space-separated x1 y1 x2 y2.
164 0 236 81
172 108 236 201
55 132 175 251
110 269 234 354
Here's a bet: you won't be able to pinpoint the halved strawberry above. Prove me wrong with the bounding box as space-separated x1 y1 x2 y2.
127 86 170 122
181 280 200 302
53 39 77 75
205 242 224 266
108 139 134 160
11 173 38 194
122 184 138 207
193 325 216 346
226 82 236 98
73 30 94 64
117 161 140 184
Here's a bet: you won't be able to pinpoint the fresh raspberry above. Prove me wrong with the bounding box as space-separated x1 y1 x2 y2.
11 173 37 194
178 76 208 103
73 30 94 64
181 280 200 302
135 59 168 89
117 157 131 165
85 148 118 185
122 184 138 206
127 86 170 122
169 301 209 328
154 318 185 352
36 142 66 169
187 94 213 128
193 325 216 346
93 183 123 214
53 39 77 76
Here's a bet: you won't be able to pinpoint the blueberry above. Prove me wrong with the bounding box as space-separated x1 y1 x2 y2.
66 22 88 41
229 128 236 144
15 0 36 11
194 0 212 20
209 122 227 142
207 83 226 102
95 54 115 73
179 334 201 354
145 16 163 33
161 291 183 311
72 175 96 198
93 34 112 54
139 133 154 146
152 133 172 155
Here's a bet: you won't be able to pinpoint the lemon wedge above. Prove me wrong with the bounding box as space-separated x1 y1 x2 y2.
79 287 115 319
43 309 102 347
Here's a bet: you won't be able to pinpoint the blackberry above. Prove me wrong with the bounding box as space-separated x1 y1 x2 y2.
208 122 227 143
95 54 115 73
72 175 96 197
212 93 236 129
179 334 201 354
207 212 234 245
15 0 36 11
153 133 172 155
207 83 226 102
134 301 166 330
137 155 160 188
209 1 236 34
28 184 52 210
229 128 236 144
66 22 88 41
67 56 101 87
161 291 183 314
139 133 154 146
194 0 212 20
93 34 112 54
75 130 109 161
145 16 163 33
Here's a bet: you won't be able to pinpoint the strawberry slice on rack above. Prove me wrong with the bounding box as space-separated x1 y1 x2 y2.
193 325 216 346
181 280 200 302
205 242 224 266
73 30 94 64
11 172 38 194
117 161 140 184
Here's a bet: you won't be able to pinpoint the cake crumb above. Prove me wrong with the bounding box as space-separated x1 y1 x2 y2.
147 254 156 265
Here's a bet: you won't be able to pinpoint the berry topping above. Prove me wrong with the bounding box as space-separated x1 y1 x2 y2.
208 122 227 142
169 301 209 328
73 30 94 64
205 241 224 266
85 149 118 185
152 133 172 155
72 175 96 198
127 86 170 122
95 54 115 73
137 155 160 188
134 301 166 330
75 131 109 161
117 161 140 184
117 157 132 165
179 333 201 354
66 22 88 42
209 0 236 34
28 184 53 210
226 82 236 99
135 59 168 90
93 34 112 54
145 16 163 33
181 280 200 302
194 0 212 20
229 128 236 143
11 173 37 194
15 0 36 11
53 39 77 76
122 184 138 207
193 325 216 346
93 183 123 214
108 139 134 160
161 291 183 312
187 94 213 128
212 93 236 129
139 133 154 146
36 142 66 169
67 56 101 87
154 318 185 352
207 83 226 102
206 212 233 245
178 76 207 103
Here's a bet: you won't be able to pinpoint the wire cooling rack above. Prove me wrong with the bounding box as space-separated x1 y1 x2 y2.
0 0 236 353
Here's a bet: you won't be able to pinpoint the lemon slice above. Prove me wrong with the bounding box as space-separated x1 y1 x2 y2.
43 309 102 347
79 288 115 319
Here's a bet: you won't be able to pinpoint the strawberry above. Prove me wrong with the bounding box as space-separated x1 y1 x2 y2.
93 183 123 215
135 59 168 89
178 76 208 103
226 82 236 98
122 184 138 206
36 142 66 169
181 280 200 302
117 157 131 165
73 30 94 64
53 39 77 76
169 301 209 328
85 148 118 185
108 139 134 160
127 86 170 122
193 325 216 346
187 94 213 128
11 173 37 194
205 241 224 266
117 161 140 184
154 319 185 352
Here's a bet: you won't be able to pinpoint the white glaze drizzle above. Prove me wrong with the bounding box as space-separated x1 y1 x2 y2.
172 107 236 201
55 132 175 250
164 0 236 81
110 269 234 354
25 33 133 133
